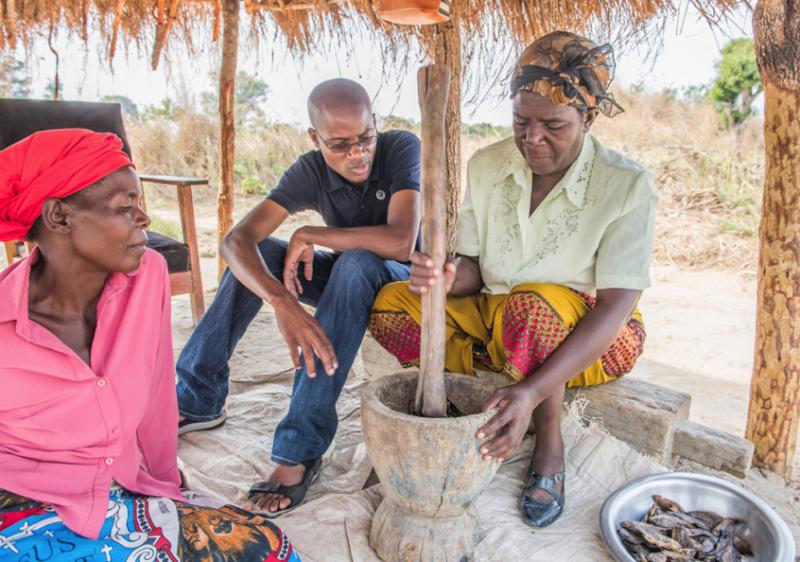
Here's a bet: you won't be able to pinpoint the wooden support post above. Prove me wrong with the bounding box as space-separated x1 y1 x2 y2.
426 5 461 252
745 0 800 479
217 0 239 278
177 184 206 324
3 241 16 266
416 64 450 418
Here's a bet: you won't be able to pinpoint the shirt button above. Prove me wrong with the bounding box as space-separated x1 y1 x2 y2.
96 379 107 388
111 427 120 435
105 457 114 465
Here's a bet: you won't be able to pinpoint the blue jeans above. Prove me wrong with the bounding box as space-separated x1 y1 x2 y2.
176 236 410 465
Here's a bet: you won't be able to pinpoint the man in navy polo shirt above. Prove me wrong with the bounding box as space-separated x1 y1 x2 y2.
176 79 420 515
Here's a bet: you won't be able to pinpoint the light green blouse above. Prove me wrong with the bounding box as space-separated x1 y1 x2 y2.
456 134 658 296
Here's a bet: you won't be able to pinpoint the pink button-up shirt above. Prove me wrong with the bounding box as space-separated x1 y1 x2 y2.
0 248 183 538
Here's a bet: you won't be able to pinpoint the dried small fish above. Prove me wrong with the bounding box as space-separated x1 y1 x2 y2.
713 531 741 562
671 511 713 530
712 518 743 534
621 520 684 551
623 541 652 561
697 536 717 557
733 535 752 556
647 502 663 520
663 549 697 561
619 527 645 545
653 495 686 513
689 511 725 529
670 526 692 548
651 513 687 529
686 527 717 542
617 494 754 562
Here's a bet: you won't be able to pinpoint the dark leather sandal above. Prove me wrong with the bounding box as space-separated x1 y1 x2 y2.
247 457 322 518
520 468 565 528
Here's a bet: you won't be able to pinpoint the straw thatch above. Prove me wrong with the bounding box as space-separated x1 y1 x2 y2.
1 0 738 72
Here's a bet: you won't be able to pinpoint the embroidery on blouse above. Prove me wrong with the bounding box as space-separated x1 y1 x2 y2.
532 152 598 264
491 178 522 262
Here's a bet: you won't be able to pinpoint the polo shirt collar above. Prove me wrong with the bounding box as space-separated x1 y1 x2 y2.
324 166 351 193
501 133 596 209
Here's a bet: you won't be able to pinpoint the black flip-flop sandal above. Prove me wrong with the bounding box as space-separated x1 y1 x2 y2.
520 468 565 528
247 457 322 518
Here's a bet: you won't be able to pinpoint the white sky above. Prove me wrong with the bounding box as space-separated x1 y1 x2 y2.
17 1 754 126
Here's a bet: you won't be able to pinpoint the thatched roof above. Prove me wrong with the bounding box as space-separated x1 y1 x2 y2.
2 0 739 75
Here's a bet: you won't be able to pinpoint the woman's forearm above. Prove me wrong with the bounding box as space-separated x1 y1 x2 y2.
449 256 483 296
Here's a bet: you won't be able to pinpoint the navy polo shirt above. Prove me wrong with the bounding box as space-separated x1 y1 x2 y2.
266 130 420 229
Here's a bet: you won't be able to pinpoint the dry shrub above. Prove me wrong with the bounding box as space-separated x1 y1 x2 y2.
590 90 763 270
127 110 311 206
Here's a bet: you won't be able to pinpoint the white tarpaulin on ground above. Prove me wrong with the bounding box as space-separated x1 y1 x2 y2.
173 306 800 562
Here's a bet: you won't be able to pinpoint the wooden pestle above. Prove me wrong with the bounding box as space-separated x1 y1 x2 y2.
415 64 451 418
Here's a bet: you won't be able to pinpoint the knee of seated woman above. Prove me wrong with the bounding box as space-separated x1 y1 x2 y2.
371 280 412 310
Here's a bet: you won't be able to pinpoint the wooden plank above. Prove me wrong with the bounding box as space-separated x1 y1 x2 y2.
177 184 206 325
139 174 209 186
169 271 192 294
415 64 450 418
673 420 754 478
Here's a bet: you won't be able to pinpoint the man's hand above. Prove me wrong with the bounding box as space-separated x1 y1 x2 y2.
408 251 457 295
476 384 540 461
283 229 315 298
272 294 338 377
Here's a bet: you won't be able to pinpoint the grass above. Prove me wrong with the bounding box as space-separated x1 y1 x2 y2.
148 215 182 240
129 89 765 271
589 89 763 271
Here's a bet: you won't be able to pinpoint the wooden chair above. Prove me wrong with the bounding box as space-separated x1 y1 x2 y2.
0 99 207 324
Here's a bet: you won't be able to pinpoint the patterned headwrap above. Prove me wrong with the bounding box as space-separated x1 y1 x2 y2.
510 31 624 117
0 129 134 241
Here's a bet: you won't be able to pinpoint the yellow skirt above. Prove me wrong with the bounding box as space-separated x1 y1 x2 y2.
369 281 645 388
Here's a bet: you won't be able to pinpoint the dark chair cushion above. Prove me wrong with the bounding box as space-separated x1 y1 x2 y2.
146 230 190 274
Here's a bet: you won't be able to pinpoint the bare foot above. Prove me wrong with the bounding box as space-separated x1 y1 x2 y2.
242 464 306 513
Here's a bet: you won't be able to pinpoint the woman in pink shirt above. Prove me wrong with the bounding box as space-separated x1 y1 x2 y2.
0 129 301 562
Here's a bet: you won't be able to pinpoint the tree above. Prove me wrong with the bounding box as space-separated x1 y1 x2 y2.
102 95 140 119
709 38 762 126
0 56 31 98
201 71 269 125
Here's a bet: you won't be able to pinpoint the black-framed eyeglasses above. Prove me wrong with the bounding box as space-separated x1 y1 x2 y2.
317 132 378 154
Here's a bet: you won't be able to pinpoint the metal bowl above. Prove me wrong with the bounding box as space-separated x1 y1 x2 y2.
599 472 796 562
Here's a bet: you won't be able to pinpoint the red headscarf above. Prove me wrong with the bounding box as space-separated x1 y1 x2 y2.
0 128 135 241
